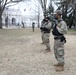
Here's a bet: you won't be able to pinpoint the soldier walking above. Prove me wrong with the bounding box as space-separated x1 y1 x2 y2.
32 22 35 32
52 10 67 71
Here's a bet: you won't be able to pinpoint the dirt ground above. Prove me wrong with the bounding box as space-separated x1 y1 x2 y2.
0 28 76 75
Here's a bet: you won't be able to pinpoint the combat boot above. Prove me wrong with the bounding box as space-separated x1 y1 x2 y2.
53 63 60 66
45 48 51 52
41 42 44 44
55 64 64 72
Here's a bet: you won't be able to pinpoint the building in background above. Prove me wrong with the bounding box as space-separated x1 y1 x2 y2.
2 8 22 28
2 0 44 28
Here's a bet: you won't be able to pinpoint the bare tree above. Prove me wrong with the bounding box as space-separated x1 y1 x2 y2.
55 0 76 28
38 0 47 18
31 0 41 28
0 0 24 29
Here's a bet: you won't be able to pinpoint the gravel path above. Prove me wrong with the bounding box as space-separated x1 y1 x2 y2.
0 29 76 75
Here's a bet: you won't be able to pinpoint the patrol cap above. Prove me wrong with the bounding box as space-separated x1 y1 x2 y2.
54 10 62 15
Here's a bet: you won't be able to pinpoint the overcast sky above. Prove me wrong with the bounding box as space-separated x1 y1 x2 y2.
7 0 58 16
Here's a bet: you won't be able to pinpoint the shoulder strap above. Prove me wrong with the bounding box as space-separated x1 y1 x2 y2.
58 19 63 23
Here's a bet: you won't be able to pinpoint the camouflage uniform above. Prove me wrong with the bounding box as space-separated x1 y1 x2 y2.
53 18 67 65
41 20 45 43
32 22 35 32
44 21 52 50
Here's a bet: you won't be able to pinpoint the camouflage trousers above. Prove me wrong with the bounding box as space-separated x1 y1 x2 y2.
44 33 50 50
41 32 45 43
54 39 65 65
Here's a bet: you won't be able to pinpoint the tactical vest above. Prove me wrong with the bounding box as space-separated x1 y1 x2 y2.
52 20 63 36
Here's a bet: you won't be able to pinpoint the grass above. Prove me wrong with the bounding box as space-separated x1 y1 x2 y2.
67 29 76 35
0 28 76 38
0 28 40 37
0 28 40 45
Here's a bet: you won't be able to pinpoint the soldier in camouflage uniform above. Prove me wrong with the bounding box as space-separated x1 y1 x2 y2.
52 10 67 71
40 19 46 44
43 17 52 52
32 22 35 32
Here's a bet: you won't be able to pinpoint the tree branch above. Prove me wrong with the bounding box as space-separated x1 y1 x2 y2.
3 0 8 12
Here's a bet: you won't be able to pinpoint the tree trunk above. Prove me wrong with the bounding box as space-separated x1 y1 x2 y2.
0 16 2 29
61 2 65 20
38 14 40 28
74 2 76 28
65 2 68 19
0 7 3 29
44 0 47 18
